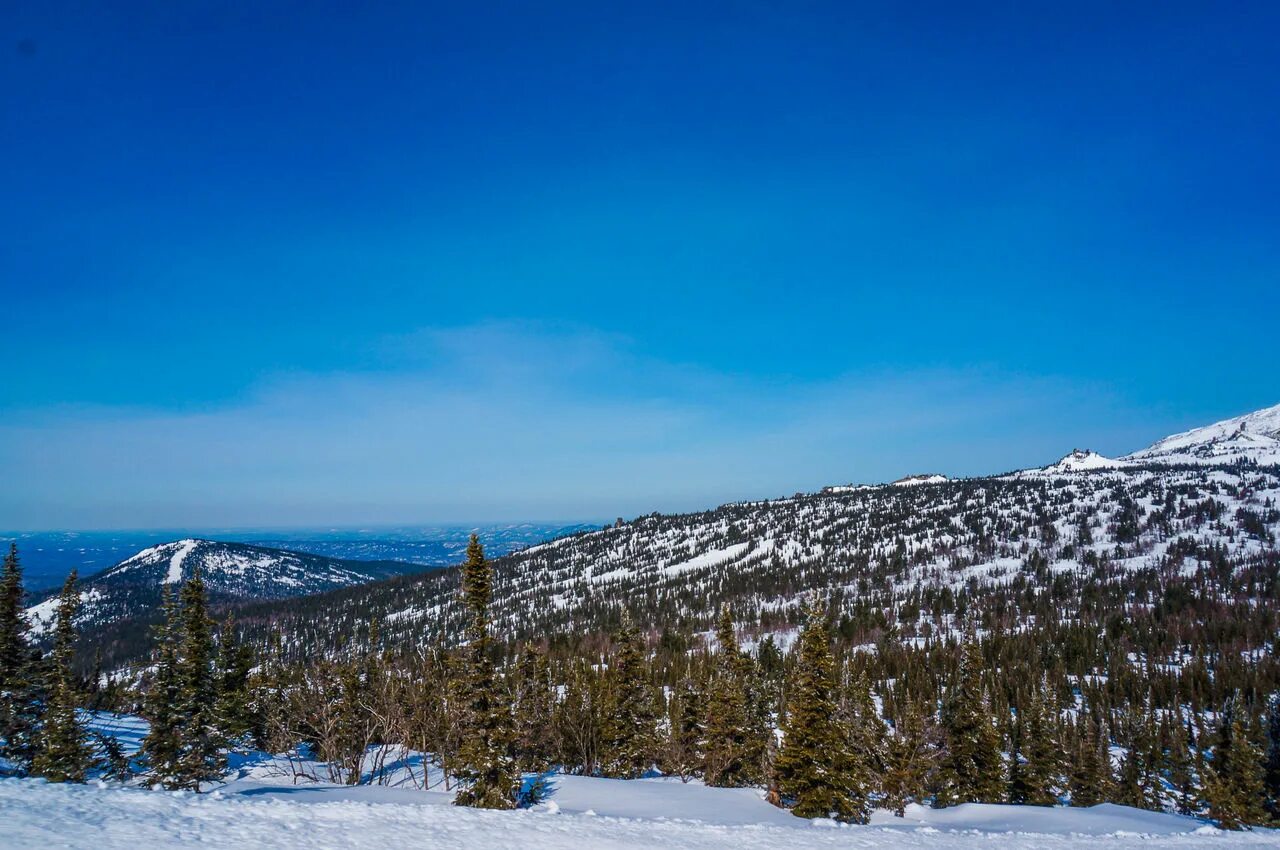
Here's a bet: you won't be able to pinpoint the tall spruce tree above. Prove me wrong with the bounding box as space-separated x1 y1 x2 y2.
775 601 869 823
141 587 182 786
0 543 40 771
703 607 751 786
30 571 92 783
935 641 1005 806
453 535 519 809
599 616 658 778
172 571 225 790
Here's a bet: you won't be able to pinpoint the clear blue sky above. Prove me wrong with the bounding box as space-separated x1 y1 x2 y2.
3 2 1278 529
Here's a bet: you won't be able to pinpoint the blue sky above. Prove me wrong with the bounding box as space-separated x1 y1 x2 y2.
2 2 1278 529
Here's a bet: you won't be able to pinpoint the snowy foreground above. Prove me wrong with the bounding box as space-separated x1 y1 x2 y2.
4 715 1278 850
5 778 1280 850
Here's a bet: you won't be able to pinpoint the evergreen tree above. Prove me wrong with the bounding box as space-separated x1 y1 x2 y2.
883 695 935 816
453 536 519 809
844 668 887 778
935 641 1005 806
173 571 226 790
668 677 704 781
1070 712 1109 807
1166 715 1200 816
703 607 751 786
141 587 182 786
511 643 554 773
775 601 869 823
1206 697 1268 829
30 571 92 783
1008 684 1060 805
1264 695 1280 820
599 616 658 778
215 615 257 746
0 543 40 771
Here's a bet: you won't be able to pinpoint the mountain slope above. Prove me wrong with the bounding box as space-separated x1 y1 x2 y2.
1123 402 1280 466
25 539 426 638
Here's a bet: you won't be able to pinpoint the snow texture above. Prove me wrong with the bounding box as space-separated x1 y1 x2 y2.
4 777 1276 850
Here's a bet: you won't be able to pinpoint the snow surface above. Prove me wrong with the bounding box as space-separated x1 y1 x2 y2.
4 713 1270 850
892 474 949 487
2 777 1273 850
1124 403 1280 466
165 539 199 584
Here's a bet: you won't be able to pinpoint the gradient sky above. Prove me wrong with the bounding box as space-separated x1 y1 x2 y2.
3 2 1278 530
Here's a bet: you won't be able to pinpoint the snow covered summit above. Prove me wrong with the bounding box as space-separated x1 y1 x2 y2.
1124 402 1280 466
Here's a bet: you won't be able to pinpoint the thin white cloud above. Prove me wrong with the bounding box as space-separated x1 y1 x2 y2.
0 322 1148 529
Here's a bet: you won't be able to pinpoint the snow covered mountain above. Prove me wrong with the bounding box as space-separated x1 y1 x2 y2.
1013 403 1280 476
75 403 1280 667
229 406 1280 661
25 539 425 638
1123 402 1280 466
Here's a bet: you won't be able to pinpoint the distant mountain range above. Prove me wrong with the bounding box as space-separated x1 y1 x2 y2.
23 539 426 638
24 403 1280 670
5 523 600 592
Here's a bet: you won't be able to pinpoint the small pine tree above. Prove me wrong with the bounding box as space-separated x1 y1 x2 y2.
30 571 92 783
935 641 1005 806
775 600 869 823
703 607 751 787
599 617 658 779
453 536 519 809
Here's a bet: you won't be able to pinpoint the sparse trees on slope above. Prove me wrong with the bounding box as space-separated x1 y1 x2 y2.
30 571 92 782
453 535 519 809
